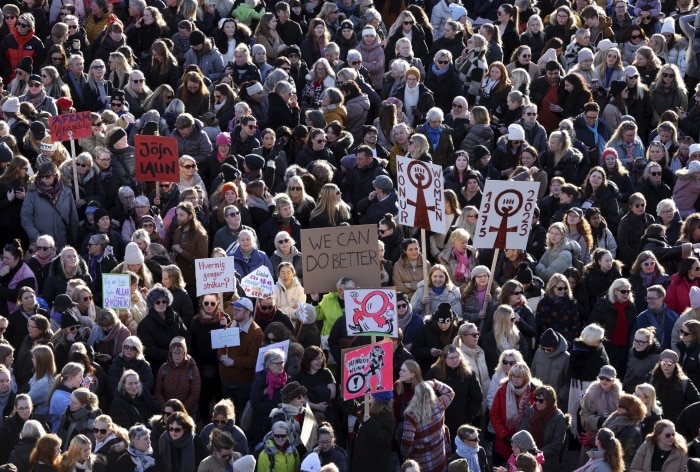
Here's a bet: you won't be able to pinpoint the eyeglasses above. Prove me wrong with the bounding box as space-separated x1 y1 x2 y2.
171 349 185 356
17 22 29 28
598 376 612 381
631 34 642 39
289 186 302 191
203 301 218 307
278 238 290 244
181 164 196 169
246 124 257 129
503 360 516 366
452 103 463 108
618 289 630 294
554 286 567 292
315 139 327 144
274 434 288 439
36 246 52 251
681 329 692 336
521 54 531 58
403 21 414 25
123 345 137 351
213 419 228 426
225 211 240 217
76 162 90 167
534 397 546 403
634 203 646 208
259 305 275 311
662 72 674 78
437 60 449 65
132 78 144 83
82 296 93 301
525 112 537 116
512 291 523 295
397 303 407 309
110 102 123 108
93 428 109 434
168 427 183 433
92 64 105 69
28 82 41 88
68 25 78 30
633 338 649 345
4 15 15 19
649 171 662 176
642 261 656 267
142 223 155 228
154 300 168 305
463 332 480 337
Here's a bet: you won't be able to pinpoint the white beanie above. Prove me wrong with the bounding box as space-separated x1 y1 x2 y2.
688 160 700 173
232 455 256 472
124 242 145 265
246 82 263 96
661 17 675 34
578 48 594 62
2 97 19 113
690 143 700 157
362 25 376 37
508 124 525 141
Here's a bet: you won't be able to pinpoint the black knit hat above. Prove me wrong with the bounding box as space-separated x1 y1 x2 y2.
432 302 454 323
539 328 559 349
473 145 490 160
17 56 33 74
109 127 127 146
515 261 533 284
221 163 241 182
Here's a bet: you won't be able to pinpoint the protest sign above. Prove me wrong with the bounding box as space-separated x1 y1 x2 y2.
49 111 92 142
255 340 291 372
342 340 393 400
396 156 445 232
102 274 131 310
301 225 379 293
210 327 241 349
345 288 397 337
195 257 236 296
472 181 540 250
134 135 179 182
240 266 274 299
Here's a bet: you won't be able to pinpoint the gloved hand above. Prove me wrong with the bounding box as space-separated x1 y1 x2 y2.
220 355 234 367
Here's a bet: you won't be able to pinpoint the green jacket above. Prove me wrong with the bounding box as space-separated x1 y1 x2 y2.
317 292 344 336
256 438 300 472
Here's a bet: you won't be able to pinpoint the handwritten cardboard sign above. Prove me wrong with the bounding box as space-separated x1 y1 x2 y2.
301 225 379 293
102 274 131 310
134 135 179 182
255 340 291 372
210 327 241 349
472 180 540 250
396 156 445 232
49 111 92 141
195 257 236 296
240 266 274 299
345 288 397 337
342 340 393 400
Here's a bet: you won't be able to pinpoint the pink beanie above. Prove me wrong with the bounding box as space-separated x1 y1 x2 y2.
216 132 231 146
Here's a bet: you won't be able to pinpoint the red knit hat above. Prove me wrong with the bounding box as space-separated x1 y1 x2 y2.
56 97 73 111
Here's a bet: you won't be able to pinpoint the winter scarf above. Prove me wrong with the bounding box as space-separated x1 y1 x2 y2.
505 381 531 429
398 308 414 332
0 388 11 427
431 63 450 76
453 248 471 283
159 431 196 472
25 88 47 109
246 194 269 212
528 404 557 446
611 300 630 346
65 406 91 442
456 440 481 472
127 443 156 472
266 370 287 400
36 175 64 203
32 247 57 267
602 411 637 434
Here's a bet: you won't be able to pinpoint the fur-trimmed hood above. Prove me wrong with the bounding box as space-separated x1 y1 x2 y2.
145 284 174 310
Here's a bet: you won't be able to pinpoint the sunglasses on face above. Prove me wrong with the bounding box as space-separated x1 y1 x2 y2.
631 34 642 39
132 78 144 83
273 434 287 439
214 419 228 426
662 72 674 78
259 305 274 311
437 60 449 65
123 345 137 351
650 171 661 176
618 289 630 294
598 376 612 381
17 22 29 28
225 212 240 217
93 428 109 434
503 360 516 366
169 427 183 433
181 164 196 169
154 300 168 305
534 397 546 403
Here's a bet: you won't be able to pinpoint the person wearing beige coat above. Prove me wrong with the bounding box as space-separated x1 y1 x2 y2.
629 420 688 472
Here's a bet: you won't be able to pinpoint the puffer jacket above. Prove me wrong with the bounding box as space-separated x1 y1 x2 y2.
530 329 571 403
535 239 581 282
154 354 201 415
171 120 214 164
665 272 700 315
344 93 371 143
0 29 44 80
20 183 80 252
409 281 462 317
184 40 225 82
630 440 687 472
623 342 660 393
673 168 700 217
273 278 306 322
460 123 494 157
356 36 385 90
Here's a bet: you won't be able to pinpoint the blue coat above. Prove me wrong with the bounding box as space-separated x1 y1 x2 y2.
232 246 274 279
631 304 679 351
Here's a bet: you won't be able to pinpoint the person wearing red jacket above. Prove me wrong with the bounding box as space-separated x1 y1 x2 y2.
0 12 45 82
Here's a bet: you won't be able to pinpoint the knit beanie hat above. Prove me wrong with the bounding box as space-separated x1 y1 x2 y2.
512 430 537 453
659 349 679 363
216 132 231 146
515 261 533 284
281 381 307 403
470 265 490 279
109 127 127 146
124 242 144 265
405 67 420 80
93 207 110 223
232 455 256 472
432 302 455 323
371 390 393 402
539 328 559 349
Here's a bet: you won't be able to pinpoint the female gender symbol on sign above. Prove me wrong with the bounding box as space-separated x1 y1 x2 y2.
489 189 524 248
406 160 435 230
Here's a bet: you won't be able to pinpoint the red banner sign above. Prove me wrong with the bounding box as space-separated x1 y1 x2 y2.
134 135 179 182
49 111 93 141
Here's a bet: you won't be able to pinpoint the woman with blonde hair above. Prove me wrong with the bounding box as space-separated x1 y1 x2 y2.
577 428 624 472
649 64 688 125
406 134 431 162
122 70 151 118
81 59 114 112
634 383 663 436
36 136 70 168
490 362 537 466
285 175 316 227
308 183 351 227
41 66 70 99
623 326 660 392
410 264 462 317
438 228 478 288
91 414 129 464
535 222 582 282
455 33 488 105
142 83 175 115
629 419 687 472
107 52 131 91
55 388 101 448
59 434 105 472
393 359 422 433
481 305 529 373
400 380 455 472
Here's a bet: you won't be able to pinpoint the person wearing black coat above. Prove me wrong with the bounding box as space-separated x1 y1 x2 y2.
589 290 637 378
94 431 128 472
107 341 155 396
110 374 157 429
356 187 398 225
429 29 466 66
349 397 395 472
136 285 189 379
424 61 462 113
8 432 38 471
385 24 430 68
267 88 301 131
0 407 31 464
678 330 700 392
412 307 461 374
425 345 483 443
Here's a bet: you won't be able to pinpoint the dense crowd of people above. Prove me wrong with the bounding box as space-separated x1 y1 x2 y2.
0 0 700 471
